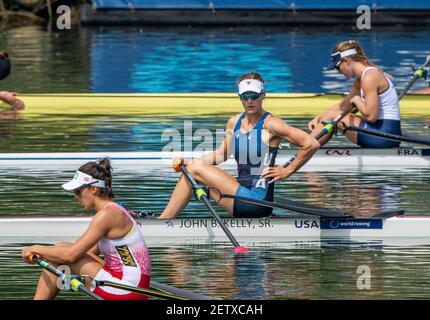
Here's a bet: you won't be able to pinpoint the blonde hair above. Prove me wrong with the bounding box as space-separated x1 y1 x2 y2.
333 40 377 68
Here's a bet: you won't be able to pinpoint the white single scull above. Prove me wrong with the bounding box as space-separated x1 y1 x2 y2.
2 214 429 245
0 147 429 171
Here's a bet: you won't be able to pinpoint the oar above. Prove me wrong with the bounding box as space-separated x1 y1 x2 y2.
343 125 430 146
92 280 217 300
282 106 358 168
220 193 352 218
30 256 103 300
398 55 430 100
150 280 219 300
93 280 189 300
219 193 404 219
173 162 249 252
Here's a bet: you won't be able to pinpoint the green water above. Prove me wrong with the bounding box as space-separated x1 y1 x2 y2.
1 113 430 300
0 25 429 300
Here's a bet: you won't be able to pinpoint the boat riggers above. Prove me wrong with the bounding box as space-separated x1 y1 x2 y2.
218 193 404 219
343 125 430 146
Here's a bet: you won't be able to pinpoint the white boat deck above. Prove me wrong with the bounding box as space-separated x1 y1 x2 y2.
0 147 429 172
1 215 429 246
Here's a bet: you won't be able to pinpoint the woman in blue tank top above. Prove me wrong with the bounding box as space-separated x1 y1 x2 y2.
158 73 319 219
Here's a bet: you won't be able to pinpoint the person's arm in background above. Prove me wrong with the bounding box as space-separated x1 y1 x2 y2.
0 91 25 110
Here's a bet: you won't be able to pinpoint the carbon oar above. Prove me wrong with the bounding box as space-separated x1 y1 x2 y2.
93 280 188 300
398 56 430 100
283 106 357 168
30 256 103 300
344 125 430 146
150 280 220 300
173 162 249 252
220 193 352 218
219 193 404 219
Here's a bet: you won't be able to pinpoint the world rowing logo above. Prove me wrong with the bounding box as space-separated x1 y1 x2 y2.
329 220 340 229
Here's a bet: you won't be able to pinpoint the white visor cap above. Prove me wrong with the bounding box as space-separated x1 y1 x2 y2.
238 79 264 94
61 171 106 191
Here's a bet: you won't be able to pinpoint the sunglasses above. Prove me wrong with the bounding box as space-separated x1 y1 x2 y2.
73 186 86 196
335 59 345 71
73 181 97 196
238 92 261 101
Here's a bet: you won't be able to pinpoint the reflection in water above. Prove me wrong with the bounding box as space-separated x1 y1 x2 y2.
302 172 402 216
2 241 430 300
1 114 429 153
1 168 429 217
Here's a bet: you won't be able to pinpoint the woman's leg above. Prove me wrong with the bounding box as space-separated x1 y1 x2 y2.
33 243 104 300
337 114 362 144
159 159 241 219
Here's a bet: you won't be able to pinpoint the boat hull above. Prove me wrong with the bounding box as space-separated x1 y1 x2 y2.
0 148 429 171
1 215 429 245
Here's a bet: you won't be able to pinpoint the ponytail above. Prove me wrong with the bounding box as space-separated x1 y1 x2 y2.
78 157 114 198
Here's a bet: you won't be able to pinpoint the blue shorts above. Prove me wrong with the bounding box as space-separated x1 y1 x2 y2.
233 185 273 218
357 119 401 148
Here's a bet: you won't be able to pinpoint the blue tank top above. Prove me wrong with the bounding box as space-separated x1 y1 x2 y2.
233 112 279 188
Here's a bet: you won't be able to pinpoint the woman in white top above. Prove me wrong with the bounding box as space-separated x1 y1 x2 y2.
309 40 401 148
22 158 151 300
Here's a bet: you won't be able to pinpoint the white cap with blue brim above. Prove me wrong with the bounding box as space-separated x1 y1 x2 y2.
238 79 264 94
326 48 358 70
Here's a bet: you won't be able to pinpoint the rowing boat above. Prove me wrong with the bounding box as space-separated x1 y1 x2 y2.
1 147 429 171
7 93 430 116
2 214 429 245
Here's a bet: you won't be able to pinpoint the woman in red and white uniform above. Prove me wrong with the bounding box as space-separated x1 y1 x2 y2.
22 158 151 300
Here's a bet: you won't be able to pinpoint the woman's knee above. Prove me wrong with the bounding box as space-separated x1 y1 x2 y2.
187 159 206 177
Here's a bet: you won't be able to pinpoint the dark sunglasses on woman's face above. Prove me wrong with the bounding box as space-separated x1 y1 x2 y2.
73 187 85 196
238 92 261 101
335 59 345 71
73 181 98 196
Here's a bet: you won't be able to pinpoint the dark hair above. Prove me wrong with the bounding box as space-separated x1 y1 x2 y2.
237 72 265 85
78 157 114 198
